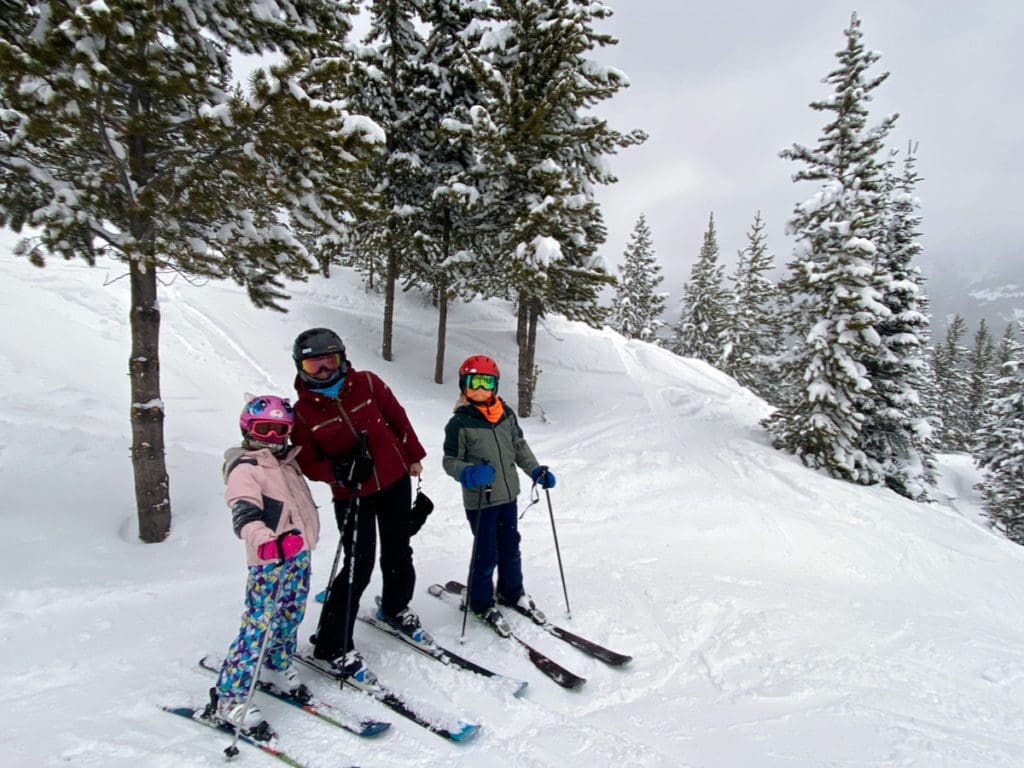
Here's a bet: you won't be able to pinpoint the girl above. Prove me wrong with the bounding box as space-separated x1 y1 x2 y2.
213 394 320 731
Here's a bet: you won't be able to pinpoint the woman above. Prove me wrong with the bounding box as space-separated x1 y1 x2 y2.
290 327 426 683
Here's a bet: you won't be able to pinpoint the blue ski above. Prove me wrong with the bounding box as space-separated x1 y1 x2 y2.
198 655 389 737
294 652 480 742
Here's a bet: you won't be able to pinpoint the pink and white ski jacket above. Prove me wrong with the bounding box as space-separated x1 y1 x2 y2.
223 445 321 567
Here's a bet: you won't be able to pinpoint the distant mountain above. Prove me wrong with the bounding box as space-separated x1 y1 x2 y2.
925 259 1024 335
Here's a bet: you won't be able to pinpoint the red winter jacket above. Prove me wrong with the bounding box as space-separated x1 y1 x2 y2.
292 368 426 501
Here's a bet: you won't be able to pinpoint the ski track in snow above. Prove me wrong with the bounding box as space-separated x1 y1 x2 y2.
4 257 1024 767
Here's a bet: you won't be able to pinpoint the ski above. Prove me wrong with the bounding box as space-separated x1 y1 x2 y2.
294 652 480 743
358 597 528 697
445 580 633 667
428 583 586 690
198 655 390 738
162 705 357 768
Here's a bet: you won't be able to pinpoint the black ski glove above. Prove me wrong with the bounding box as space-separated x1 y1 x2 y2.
333 454 374 488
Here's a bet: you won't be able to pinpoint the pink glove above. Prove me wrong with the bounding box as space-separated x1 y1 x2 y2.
258 531 304 561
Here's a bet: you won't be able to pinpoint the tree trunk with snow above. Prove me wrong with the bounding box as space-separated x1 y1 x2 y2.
128 258 170 542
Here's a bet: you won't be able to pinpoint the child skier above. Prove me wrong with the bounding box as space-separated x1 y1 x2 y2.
212 394 320 733
442 355 557 635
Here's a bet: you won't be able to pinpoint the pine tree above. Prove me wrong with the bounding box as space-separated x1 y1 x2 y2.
860 143 935 499
609 213 666 342
334 0 433 362
0 1 376 541
721 211 782 400
975 322 1024 543
932 315 971 450
671 212 730 364
966 319 996 440
996 323 1017 370
762 13 896 484
414 0 494 384
463 0 645 415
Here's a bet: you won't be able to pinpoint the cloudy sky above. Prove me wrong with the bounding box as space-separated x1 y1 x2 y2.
589 1 1023 310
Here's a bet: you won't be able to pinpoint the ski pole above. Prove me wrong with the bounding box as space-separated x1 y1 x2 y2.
225 530 291 758
311 496 351 645
341 431 370 651
460 478 492 643
543 485 572 619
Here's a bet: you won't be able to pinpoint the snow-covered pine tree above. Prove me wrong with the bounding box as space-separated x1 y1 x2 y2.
966 318 995 442
996 323 1017 369
343 0 433 361
975 322 1024 544
0 0 377 542
860 143 935 499
609 213 666 342
671 212 731 365
762 13 896 485
721 211 782 400
463 0 645 416
413 0 494 384
931 314 971 450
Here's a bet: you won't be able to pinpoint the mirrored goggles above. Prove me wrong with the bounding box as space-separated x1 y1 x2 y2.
300 353 342 375
466 373 497 391
250 420 292 438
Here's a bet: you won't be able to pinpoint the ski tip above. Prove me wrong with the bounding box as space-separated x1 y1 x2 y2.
426 583 445 597
360 720 391 737
449 721 481 742
161 705 195 716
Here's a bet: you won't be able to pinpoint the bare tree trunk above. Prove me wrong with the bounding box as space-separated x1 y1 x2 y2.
382 246 399 361
434 275 449 385
129 258 171 542
516 296 531 416
433 212 452 385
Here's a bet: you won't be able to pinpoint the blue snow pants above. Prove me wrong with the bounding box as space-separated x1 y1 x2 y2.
465 500 524 613
216 550 310 704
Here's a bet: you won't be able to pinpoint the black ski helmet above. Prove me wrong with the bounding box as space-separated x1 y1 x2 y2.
293 327 349 386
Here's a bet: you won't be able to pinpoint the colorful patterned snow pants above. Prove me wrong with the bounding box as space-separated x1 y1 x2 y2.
216 551 310 704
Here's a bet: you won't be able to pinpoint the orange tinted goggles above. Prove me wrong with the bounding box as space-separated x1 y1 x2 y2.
250 420 292 438
300 353 342 375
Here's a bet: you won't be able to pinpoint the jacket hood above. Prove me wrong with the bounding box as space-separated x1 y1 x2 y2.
221 444 301 482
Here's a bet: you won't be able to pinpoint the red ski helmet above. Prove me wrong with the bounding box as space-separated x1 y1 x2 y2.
459 355 500 393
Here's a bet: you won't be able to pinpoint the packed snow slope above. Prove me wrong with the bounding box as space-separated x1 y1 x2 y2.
2 252 1024 768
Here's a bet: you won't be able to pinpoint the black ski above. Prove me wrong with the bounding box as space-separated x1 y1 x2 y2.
293 652 480 742
162 705 358 768
428 583 586 690
198 655 389 737
445 580 633 667
358 599 528 697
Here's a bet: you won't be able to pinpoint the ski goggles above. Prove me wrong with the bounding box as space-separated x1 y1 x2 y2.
250 420 292 438
300 353 342 375
466 373 497 391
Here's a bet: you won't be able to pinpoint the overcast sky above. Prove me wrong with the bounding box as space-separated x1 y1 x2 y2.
589 1 1024 299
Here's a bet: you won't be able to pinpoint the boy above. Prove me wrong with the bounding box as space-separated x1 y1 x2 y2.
442 355 556 635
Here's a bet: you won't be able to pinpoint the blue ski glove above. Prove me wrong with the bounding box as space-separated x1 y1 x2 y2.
460 463 495 489
531 465 556 489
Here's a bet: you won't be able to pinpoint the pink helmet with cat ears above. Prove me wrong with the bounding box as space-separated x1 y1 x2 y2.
239 395 294 446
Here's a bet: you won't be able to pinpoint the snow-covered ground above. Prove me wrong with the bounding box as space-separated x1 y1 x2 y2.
2 251 1023 768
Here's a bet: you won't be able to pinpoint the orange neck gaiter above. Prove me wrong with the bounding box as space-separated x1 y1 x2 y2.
473 397 504 424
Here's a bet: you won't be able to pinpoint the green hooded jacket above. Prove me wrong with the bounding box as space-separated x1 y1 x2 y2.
443 397 540 510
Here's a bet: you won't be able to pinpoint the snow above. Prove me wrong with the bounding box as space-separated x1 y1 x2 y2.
3 250 1024 767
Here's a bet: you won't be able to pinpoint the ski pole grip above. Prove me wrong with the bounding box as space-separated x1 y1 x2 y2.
482 459 492 502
